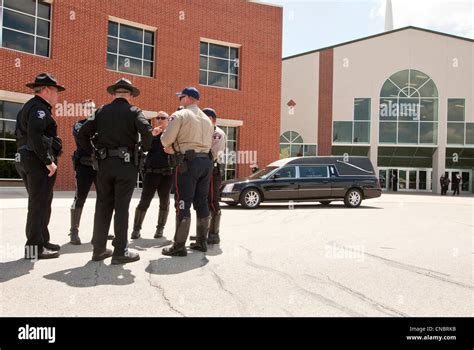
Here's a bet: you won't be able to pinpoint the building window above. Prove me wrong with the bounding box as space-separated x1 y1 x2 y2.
0 100 22 180
0 0 51 57
333 98 371 144
280 131 317 158
220 126 238 180
379 69 438 145
447 99 466 145
466 123 474 145
199 41 239 89
107 20 155 77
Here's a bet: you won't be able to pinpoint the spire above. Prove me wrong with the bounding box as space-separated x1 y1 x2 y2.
384 0 394 31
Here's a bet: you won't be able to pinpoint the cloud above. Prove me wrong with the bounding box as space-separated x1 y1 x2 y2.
371 0 473 38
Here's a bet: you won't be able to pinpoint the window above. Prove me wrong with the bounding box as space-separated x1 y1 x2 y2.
200 41 239 89
379 69 438 145
274 166 296 179
466 123 474 145
0 0 51 57
107 20 155 77
280 131 317 158
333 99 371 144
299 166 328 178
332 121 352 143
447 99 467 145
220 126 238 181
0 100 22 180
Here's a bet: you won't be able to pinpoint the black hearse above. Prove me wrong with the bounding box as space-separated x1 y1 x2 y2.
220 156 381 209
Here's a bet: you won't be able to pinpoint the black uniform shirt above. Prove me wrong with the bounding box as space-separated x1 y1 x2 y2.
77 98 153 154
73 119 90 157
144 133 170 169
15 95 57 165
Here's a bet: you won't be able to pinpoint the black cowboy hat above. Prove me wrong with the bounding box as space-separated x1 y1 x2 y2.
26 73 65 91
107 78 140 97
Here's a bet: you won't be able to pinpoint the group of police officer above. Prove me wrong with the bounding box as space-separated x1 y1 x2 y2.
16 73 227 264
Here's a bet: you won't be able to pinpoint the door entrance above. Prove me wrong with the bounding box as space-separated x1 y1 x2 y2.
379 168 432 192
444 169 471 193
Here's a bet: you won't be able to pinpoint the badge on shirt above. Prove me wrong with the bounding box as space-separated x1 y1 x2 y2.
37 110 46 119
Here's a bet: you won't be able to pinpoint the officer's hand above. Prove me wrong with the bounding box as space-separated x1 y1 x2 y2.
164 146 175 155
152 127 162 136
46 162 57 177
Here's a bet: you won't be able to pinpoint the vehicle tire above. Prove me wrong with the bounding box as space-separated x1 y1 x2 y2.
240 188 262 209
226 202 239 207
344 188 362 208
319 201 332 206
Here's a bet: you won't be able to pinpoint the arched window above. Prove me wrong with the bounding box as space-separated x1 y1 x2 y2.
279 131 316 158
379 69 438 145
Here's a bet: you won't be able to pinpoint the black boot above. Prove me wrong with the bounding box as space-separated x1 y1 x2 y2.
154 210 168 238
69 207 83 245
190 216 210 252
162 217 190 256
131 208 146 240
207 211 221 245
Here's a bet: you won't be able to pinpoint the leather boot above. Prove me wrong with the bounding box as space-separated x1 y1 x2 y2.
154 210 168 238
131 208 146 240
190 216 210 252
207 211 221 245
162 217 190 256
69 207 83 245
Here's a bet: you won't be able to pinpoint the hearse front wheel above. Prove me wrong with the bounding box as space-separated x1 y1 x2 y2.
240 188 262 209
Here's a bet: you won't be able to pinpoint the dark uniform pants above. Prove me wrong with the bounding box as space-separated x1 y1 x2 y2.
175 157 213 220
91 157 137 256
16 150 56 253
137 172 173 211
209 165 222 214
72 164 97 208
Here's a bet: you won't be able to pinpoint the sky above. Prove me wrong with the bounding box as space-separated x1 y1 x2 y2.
257 0 474 57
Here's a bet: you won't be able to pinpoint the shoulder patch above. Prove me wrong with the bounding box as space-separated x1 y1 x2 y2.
168 115 176 122
130 106 141 113
37 110 46 119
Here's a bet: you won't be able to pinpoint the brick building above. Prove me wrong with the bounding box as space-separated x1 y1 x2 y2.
0 0 282 190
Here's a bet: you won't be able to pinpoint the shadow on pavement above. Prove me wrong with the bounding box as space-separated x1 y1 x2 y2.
221 204 382 210
59 242 93 255
205 245 223 256
129 238 172 251
0 259 35 283
146 252 209 275
43 260 135 287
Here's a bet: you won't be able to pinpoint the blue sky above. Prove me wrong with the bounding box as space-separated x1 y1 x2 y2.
257 0 474 57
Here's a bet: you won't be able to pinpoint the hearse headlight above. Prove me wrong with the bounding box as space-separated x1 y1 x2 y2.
223 184 235 193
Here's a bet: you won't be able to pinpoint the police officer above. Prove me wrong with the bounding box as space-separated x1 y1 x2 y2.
202 108 227 245
77 78 157 264
161 87 214 256
68 100 97 245
15 73 64 260
131 111 174 240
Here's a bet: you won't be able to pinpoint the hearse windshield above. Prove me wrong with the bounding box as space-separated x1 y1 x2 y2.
248 166 278 180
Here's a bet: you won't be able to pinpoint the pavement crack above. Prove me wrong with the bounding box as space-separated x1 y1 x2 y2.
304 274 409 317
333 243 474 291
239 246 365 317
206 267 248 316
146 263 185 317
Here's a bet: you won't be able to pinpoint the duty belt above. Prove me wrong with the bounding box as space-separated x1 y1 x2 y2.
107 148 131 157
195 153 210 158
145 167 173 175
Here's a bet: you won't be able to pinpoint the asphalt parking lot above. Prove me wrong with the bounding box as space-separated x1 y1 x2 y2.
0 190 472 317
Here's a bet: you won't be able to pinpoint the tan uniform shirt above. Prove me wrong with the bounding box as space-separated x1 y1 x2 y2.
161 104 213 153
211 126 227 163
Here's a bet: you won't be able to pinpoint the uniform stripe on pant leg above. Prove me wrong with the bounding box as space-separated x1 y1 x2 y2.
210 173 215 213
175 166 180 216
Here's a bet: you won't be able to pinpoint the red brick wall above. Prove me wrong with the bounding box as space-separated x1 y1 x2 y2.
317 48 333 156
0 0 282 190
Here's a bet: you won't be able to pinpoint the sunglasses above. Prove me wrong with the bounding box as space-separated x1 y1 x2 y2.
156 117 168 120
